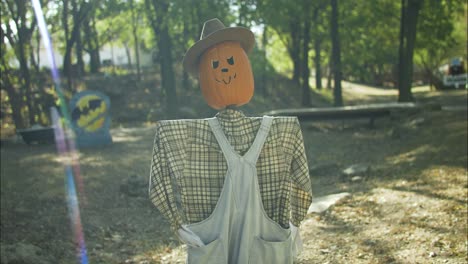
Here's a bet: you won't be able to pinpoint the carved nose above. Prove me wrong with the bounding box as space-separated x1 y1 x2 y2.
221 68 228 72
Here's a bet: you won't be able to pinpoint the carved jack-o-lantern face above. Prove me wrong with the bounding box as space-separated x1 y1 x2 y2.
199 41 254 110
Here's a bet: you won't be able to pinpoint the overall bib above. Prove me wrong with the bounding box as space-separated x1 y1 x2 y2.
186 116 293 264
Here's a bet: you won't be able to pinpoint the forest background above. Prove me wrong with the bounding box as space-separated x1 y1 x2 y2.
1 1 467 263
0 0 466 132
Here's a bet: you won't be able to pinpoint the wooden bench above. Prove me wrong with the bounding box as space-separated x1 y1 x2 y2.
264 102 441 126
17 127 55 145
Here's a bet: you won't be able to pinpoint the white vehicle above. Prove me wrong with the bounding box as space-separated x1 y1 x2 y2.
440 58 467 89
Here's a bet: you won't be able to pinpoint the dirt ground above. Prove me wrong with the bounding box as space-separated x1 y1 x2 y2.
1 84 467 263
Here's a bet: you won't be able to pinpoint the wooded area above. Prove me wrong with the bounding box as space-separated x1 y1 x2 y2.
0 0 465 130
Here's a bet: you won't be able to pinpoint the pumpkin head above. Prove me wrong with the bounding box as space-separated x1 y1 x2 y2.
198 41 254 110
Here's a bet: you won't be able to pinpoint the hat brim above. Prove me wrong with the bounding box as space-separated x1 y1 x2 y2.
182 27 255 76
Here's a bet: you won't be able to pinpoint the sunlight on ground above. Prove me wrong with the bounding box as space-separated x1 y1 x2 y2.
385 144 434 165
111 127 154 143
298 182 467 263
79 154 114 167
342 82 431 96
53 155 80 165
310 78 433 96
20 152 57 163
112 135 142 143
124 245 186 264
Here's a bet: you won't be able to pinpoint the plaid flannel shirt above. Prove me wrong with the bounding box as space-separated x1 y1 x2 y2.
149 109 312 232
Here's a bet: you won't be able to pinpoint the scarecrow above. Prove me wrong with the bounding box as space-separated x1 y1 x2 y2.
149 18 312 264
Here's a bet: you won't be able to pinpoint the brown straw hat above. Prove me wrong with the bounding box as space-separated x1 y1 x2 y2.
182 18 255 76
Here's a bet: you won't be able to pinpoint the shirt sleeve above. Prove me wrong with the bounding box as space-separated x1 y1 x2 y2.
289 119 313 227
149 122 182 232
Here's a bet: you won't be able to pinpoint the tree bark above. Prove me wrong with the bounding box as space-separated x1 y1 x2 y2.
158 26 178 118
83 15 100 73
182 11 190 90
326 63 333 89
75 27 84 77
124 42 132 68
3 0 38 126
129 0 141 81
18 41 35 124
35 32 41 70
1 82 26 129
398 0 422 102
330 0 343 106
261 24 269 97
1 25 24 128
62 0 71 76
301 1 311 106
146 0 178 118
314 39 322 89
397 0 407 100
63 0 90 88
0 53 26 129
289 19 302 85
30 33 39 74
313 7 322 90
74 0 84 78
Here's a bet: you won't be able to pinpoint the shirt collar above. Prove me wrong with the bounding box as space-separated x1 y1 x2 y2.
215 108 246 122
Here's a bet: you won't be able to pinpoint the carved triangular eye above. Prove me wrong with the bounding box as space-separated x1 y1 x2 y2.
227 56 234 65
212 60 219 69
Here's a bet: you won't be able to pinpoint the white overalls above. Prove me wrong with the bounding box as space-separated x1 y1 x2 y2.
185 116 293 264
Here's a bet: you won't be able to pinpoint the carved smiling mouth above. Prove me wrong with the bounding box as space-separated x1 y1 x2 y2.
215 73 237 85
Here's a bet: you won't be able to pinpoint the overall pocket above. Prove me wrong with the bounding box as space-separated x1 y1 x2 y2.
249 235 293 264
187 238 225 264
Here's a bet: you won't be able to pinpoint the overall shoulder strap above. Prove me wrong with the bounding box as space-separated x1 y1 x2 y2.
207 118 236 161
244 116 274 163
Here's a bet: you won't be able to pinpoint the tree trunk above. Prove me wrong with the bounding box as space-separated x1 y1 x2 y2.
3 0 36 126
74 0 85 78
1 68 26 129
84 15 100 73
314 39 322 89
313 7 322 90
30 37 39 74
129 0 141 81
330 0 343 106
62 0 70 75
124 42 132 68
62 0 73 88
289 19 302 85
35 32 41 70
301 2 311 107
402 0 420 100
146 0 178 118
63 0 89 87
261 24 268 97
398 0 422 102
18 39 35 125
75 27 84 77
133 34 141 80
182 12 190 89
326 64 333 89
158 26 178 118
17 0 34 125
397 0 407 100
1 25 25 128
3 88 26 129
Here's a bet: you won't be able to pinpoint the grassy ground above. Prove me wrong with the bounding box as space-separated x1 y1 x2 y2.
297 110 467 263
1 74 466 263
